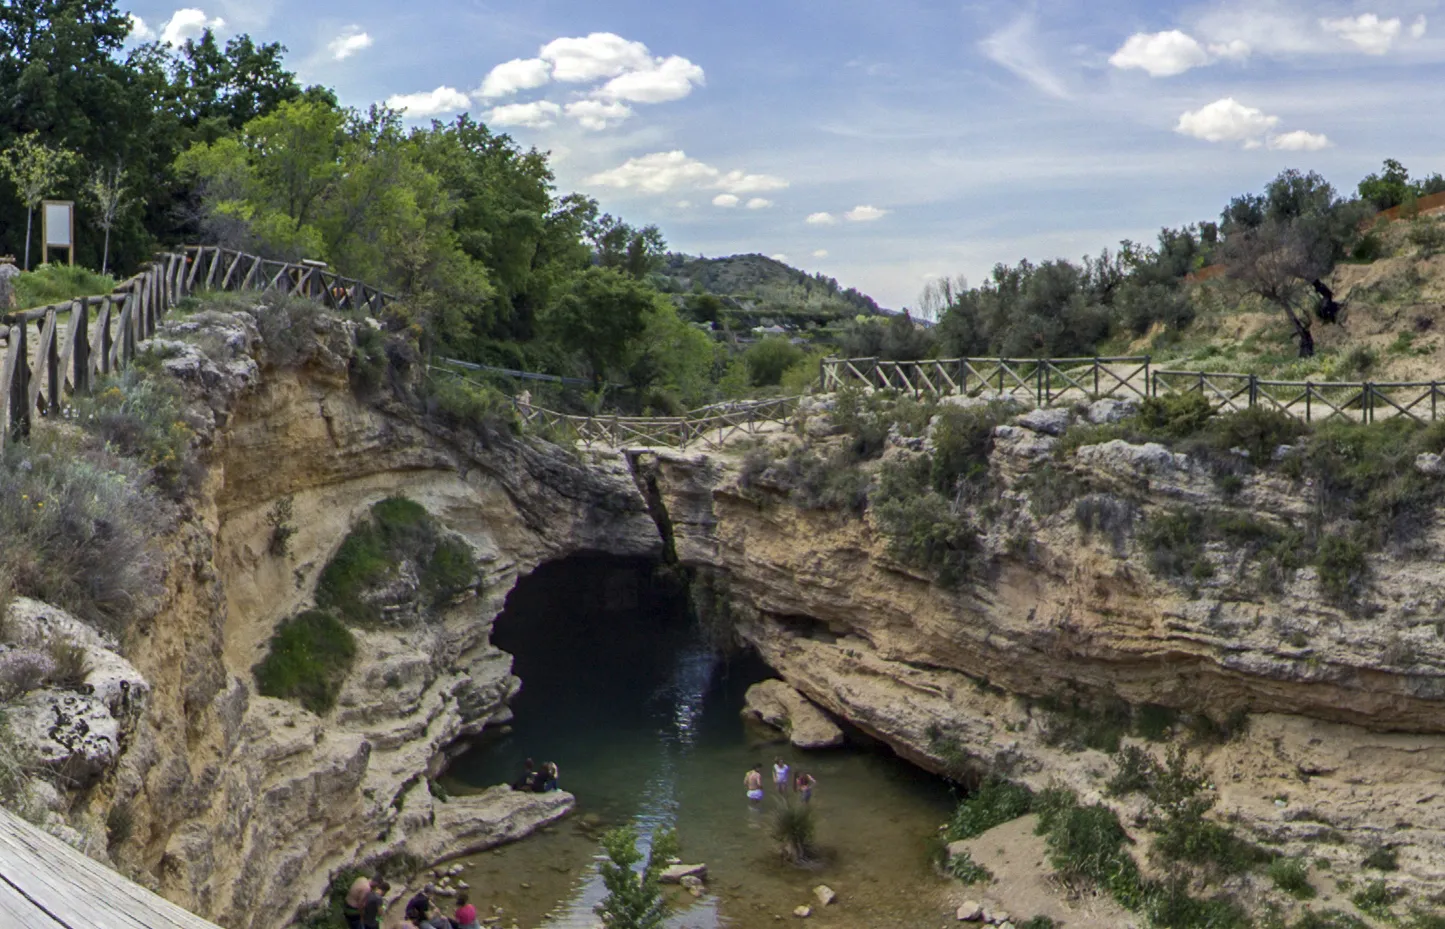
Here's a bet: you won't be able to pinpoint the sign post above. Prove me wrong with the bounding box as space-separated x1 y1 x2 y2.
41 200 75 266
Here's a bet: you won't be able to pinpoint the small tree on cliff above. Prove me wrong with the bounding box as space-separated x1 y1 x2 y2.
595 825 680 929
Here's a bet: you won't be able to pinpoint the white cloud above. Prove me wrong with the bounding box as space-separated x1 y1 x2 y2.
585 151 787 195
565 100 633 131
1268 130 1332 151
1411 16 1428 39
128 14 155 40
1321 13 1402 54
1207 39 1252 60
812 249 829 258
595 55 705 103
676 200 692 208
770 254 789 262
845 205 888 222
1109 31 1211 77
746 198 773 210
328 26 372 61
161 9 226 45
386 86 471 117
476 58 552 99
713 194 740 208
1175 97 1278 145
980 14 1071 99
806 212 838 225
717 170 788 194
541 33 653 82
488 101 563 128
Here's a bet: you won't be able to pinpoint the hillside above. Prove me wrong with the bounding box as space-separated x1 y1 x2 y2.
655 252 883 328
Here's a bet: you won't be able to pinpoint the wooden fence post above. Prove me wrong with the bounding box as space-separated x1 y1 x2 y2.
74 296 91 394
11 323 29 440
45 308 60 414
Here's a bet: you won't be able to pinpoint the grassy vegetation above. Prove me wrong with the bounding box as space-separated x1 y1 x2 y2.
12 263 116 309
945 849 993 884
316 496 478 626
770 797 817 865
71 367 197 498
944 780 1035 841
1268 857 1317 900
252 610 357 714
1362 846 1399 871
423 374 520 438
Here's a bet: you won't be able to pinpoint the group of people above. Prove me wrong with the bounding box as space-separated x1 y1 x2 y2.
745 757 816 802
511 757 560 793
342 875 480 929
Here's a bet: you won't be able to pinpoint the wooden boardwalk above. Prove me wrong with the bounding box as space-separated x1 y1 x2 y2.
0 806 221 928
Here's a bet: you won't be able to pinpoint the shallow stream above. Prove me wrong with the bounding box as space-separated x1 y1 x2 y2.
442 557 957 929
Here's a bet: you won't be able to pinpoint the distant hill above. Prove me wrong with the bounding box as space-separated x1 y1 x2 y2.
655 253 882 328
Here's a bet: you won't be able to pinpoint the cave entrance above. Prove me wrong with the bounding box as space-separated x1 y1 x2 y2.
442 553 954 929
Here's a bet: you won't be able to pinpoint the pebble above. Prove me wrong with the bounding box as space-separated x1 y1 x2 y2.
812 885 836 906
793 905 812 918
956 900 984 921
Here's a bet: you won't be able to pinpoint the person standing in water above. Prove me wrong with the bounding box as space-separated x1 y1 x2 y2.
773 757 791 793
794 771 816 802
745 764 765 801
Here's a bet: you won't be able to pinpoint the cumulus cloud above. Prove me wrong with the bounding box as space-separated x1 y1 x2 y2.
771 254 789 262
161 9 226 45
386 86 471 117
812 249 829 258
1208 39 1252 60
713 194 740 208
541 33 654 82
1268 130 1332 151
586 151 787 196
806 212 838 225
845 205 888 222
1321 13 1402 54
488 101 564 128
128 14 155 40
476 58 552 99
565 100 633 130
328 26 372 61
1175 97 1279 144
1109 30 1211 77
746 198 773 210
595 55 705 103
1412 16 1428 39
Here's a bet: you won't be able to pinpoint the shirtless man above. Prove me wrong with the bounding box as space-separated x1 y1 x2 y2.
744 764 765 802
343 873 381 929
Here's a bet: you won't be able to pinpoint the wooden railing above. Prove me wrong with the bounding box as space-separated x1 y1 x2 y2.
0 245 398 450
820 355 1154 403
1151 370 1445 423
513 395 801 450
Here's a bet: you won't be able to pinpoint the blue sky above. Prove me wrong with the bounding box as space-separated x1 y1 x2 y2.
123 0 1445 309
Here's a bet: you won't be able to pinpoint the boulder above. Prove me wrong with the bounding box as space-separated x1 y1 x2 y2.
813 885 836 906
742 680 843 749
1074 439 1188 476
659 863 707 884
983 906 1011 924
680 875 704 897
1417 452 1445 476
1085 397 1138 424
1014 407 1071 436
956 901 984 921
8 689 121 786
991 425 1057 460
793 905 812 918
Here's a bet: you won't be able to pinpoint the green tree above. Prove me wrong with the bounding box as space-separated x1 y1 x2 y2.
585 212 667 279
745 337 805 386
543 267 658 382
594 825 679 929
1358 158 1413 211
0 133 78 268
168 30 301 140
84 163 128 274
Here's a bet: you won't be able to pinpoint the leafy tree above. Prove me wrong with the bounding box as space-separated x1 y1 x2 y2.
168 30 301 140
84 163 128 274
594 825 679 929
585 212 667 279
1221 220 1328 357
542 267 657 382
0 133 78 267
1358 158 1413 211
840 313 935 360
745 337 805 386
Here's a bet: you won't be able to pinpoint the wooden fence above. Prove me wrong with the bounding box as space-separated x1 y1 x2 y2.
513 395 801 450
1150 370 1445 423
0 245 397 450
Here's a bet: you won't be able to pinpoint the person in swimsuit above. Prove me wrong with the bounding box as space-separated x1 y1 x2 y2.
794 771 816 802
745 765 765 801
773 757 790 793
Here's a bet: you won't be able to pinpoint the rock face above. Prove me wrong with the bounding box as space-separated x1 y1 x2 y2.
743 680 844 749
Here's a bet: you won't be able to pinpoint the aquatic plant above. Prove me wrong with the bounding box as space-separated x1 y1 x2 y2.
595 825 679 929
770 796 818 865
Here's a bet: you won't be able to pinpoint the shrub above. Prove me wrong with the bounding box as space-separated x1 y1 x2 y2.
770 797 818 864
350 324 390 394
1135 393 1215 440
1038 694 1132 753
0 711 33 810
1362 846 1398 871
253 610 357 714
945 780 1034 841
1107 746 1160 797
946 849 993 884
1408 218 1445 257
71 368 196 497
12 263 115 309
1352 879 1395 917
873 490 976 586
250 292 329 369
1039 797 1143 900
1019 919 1058 929
779 445 872 513
1074 494 1136 551
316 496 477 625
1201 407 1307 465
267 496 297 557
1269 857 1316 899
45 636 91 689
1140 509 1213 581
1293 911 1368 929
0 649 52 701
424 375 520 438
931 403 1014 495
1315 535 1368 606
1144 875 1249 929
595 825 679 929
0 442 162 633
745 337 805 387
1135 703 1178 741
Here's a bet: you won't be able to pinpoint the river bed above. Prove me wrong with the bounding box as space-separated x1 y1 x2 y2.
441 557 957 929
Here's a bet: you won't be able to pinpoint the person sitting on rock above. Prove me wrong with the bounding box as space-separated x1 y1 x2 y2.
405 887 433 924
511 758 538 792
539 760 560 791
454 892 480 929
344 873 382 929
361 879 389 929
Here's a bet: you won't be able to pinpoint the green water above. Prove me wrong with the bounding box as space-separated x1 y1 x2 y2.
442 557 957 929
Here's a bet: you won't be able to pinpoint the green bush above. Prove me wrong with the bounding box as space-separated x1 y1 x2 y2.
745 337 805 387
13 263 116 309
106 801 134 852
946 849 993 884
316 496 477 625
931 404 1008 495
424 375 520 437
873 489 977 586
1269 857 1317 899
1315 535 1368 606
1144 876 1249 929
253 610 357 714
350 324 391 393
1293 911 1368 929
596 825 678 929
71 368 197 498
770 797 818 864
1038 693 1132 753
1018 919 1057 929
1200 407 1307 465
1140 509 1213 581
944 780 1034 840
1038 797 1143 900
1135 703 1178 741
1107 745 1160 797
777 445 872 513
1135 393 1216 440
1352 879 1395 917
1362 846 1398 871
